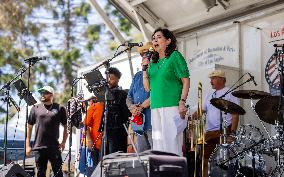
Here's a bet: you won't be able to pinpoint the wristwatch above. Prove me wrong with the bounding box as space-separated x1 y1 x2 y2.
180 98 186 103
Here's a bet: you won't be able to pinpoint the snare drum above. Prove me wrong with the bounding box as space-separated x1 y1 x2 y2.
235 124 264 150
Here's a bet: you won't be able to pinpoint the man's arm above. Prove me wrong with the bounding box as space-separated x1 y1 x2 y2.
231 114 239 132
140 98 150 109
126 96 137 114
26 124 33 156
59 124 68 151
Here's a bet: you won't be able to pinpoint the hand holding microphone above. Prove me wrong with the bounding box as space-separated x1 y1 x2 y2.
142 47 154 71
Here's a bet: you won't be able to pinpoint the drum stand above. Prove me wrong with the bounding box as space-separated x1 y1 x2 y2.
219 112 228 145
209 112 240 177
250 99 272 141
269 122 284 177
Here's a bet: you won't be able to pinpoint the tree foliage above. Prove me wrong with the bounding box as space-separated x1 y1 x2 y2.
0 0 134 119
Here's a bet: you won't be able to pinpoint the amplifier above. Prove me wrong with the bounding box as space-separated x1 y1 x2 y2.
0 163 31 177
92 151 188 177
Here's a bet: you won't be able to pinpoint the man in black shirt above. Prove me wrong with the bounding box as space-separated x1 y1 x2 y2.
25 86 68 177
106 67 131 154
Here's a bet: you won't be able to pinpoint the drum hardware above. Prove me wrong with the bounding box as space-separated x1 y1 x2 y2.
208 143 238 177
235 125 266 177
267 122 284 177
209 97 242 176
232 90 272 140
215 139 266 176
250 99 272 141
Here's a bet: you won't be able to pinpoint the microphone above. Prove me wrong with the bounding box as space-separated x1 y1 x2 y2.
146 47 154 59
142 47 154 71
248 73 257 86
122 41 143 47
273 44 284 48
24 56 47 63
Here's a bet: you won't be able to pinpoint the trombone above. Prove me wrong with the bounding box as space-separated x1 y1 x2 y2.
194 82 206 177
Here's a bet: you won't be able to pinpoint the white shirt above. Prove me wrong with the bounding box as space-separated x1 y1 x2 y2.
202 87 240 132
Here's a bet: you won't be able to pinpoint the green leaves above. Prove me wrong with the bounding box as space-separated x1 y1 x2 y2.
0 0 134 110
86 24 101 42
74 2 91 19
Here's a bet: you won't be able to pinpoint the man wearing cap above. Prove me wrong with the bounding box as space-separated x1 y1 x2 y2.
26 86 68 177
126 42 152 152
193 70 240 177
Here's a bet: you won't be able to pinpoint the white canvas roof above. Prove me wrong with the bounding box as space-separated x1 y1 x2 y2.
109 0 284 36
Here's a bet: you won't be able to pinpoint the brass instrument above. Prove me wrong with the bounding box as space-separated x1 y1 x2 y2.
194 82 206 177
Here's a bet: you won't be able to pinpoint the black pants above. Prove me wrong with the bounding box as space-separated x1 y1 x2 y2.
106 128 127 155
34 148 63 177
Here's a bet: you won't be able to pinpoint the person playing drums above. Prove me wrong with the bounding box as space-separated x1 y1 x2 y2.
193 70 240 177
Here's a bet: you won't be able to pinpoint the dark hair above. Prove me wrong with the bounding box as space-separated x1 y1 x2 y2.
108 67 122 79
152 28 177 63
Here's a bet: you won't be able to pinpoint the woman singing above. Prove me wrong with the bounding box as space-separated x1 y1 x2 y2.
143 28 190 156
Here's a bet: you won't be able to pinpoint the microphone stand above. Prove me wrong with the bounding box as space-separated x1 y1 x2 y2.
274 45 284 137
219 72 251 99
0 65 29 167
127 47 134 78
274 45 284 176
23 59 39 169
86 47 132 177
67 77 84 177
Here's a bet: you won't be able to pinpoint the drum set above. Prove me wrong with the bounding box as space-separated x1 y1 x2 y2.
208 90 284 177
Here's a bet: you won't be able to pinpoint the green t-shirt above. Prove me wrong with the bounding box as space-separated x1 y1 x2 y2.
148 51 190 109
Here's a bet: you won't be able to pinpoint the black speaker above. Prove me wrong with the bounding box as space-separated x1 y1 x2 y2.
91 151 188 177
0 164 31 177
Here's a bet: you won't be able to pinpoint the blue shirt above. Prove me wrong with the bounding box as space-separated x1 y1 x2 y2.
128 71 151 131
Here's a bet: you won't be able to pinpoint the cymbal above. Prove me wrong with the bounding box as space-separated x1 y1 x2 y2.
210 98 246 115
232 90 270 100
255 96 283 124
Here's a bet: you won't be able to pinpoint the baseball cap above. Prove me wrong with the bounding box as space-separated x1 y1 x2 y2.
38 86 54 95
137 42 153 54
208 70 225 78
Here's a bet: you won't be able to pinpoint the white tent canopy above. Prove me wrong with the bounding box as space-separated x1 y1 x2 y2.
109 0 284 37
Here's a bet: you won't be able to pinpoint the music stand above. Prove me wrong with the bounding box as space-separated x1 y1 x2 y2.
13 79 37 106
83 70 106 102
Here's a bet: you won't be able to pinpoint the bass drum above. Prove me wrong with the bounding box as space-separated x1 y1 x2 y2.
236 152 266 177
208 144 238 177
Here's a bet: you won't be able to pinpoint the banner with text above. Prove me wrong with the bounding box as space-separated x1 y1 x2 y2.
186 27 239 71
